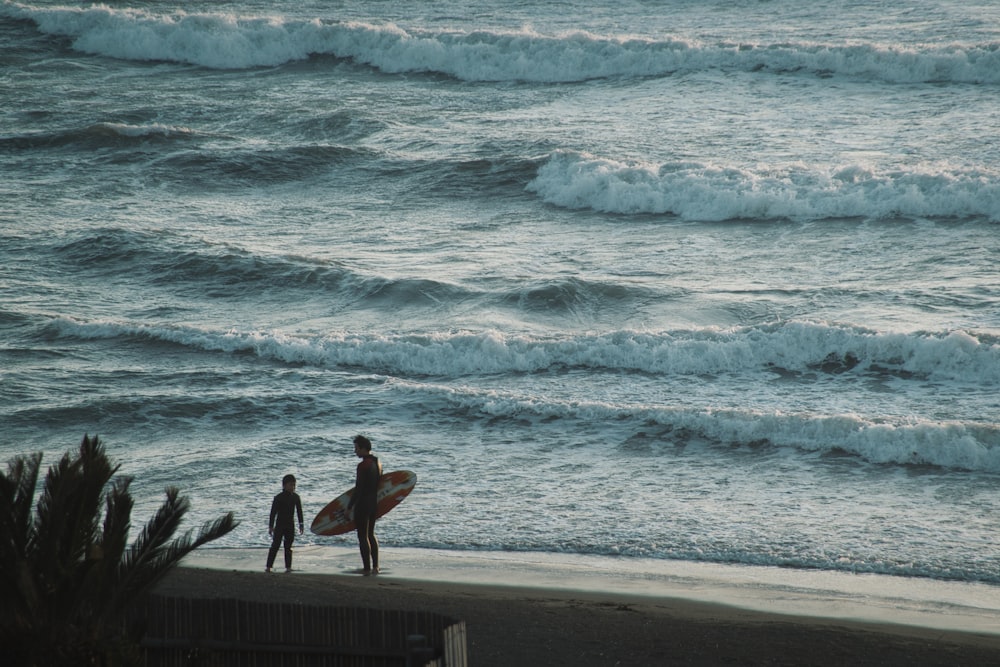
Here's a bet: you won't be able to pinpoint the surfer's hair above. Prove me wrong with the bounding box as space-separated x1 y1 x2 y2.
282 474 296 486
353 434 372 451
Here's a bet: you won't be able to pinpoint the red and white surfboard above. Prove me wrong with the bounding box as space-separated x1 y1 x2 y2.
310 470 417 536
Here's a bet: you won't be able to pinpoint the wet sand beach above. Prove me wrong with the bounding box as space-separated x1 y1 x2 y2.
154 548 1000 666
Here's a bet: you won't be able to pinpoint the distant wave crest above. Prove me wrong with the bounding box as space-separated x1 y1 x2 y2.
47 317 1000 384
5 2 1000 83
0 122 198 150
528 150 1000 222
407 382 1000 474
40 317 1000 472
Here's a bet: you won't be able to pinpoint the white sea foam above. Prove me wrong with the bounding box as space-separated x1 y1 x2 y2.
5 3 1000 82
91 121 195 138
47 317 1000 385
42 316 1000 472
387 379 1000 472
526 151 1000 221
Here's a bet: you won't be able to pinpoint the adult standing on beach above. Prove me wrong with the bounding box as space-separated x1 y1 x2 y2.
266 473 304 572
347 434 383 574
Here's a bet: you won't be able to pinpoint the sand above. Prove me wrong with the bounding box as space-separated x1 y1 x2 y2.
152 547 1000 666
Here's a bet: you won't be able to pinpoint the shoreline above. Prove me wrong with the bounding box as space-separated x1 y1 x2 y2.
178 545 1000 631
159 548 1000 666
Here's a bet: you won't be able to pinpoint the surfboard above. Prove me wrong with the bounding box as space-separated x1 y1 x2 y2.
310 470 417 536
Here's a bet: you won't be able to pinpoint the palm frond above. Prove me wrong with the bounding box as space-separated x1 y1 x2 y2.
101 476 135 567
77 475 135 628
103 488 238 620
32 437 116 571
0 452 42 627
131 486 189 560
0 452 41 568
31 438 115 619
30 449 77 562
1 435 238 663
123 511 238 601
116 512 239 620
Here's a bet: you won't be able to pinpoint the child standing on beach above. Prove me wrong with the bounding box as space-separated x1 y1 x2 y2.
266 474 304 572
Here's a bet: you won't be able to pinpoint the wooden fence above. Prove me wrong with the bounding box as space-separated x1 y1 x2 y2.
135 596 467 667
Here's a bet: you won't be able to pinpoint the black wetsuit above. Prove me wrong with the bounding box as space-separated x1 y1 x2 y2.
348 454 382 571
267 489 303 570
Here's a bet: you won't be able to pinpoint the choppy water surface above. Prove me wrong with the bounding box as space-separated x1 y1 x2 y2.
2 0 1000 584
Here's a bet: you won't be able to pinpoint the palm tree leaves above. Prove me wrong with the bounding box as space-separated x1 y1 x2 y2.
0 450 42 629
0 451 41 555
0 435 239 665
28 438 118 631
105 486 238 623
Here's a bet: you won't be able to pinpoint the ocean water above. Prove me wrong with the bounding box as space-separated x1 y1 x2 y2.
3 0 1000 585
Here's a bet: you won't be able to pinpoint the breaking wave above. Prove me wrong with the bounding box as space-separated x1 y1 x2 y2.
6 3 1000 83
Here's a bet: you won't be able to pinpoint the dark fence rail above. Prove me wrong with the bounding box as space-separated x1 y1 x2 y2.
135 596 467 667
